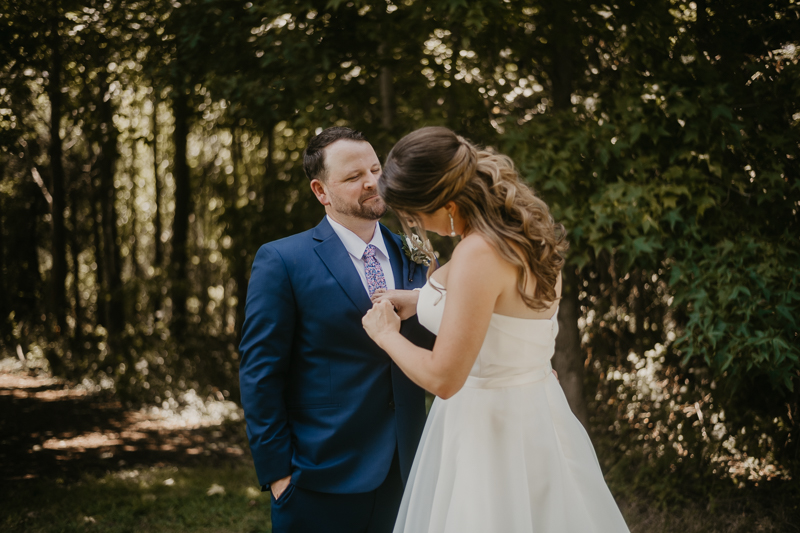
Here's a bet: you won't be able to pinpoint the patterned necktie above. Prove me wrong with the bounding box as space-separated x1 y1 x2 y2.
363 244 388 296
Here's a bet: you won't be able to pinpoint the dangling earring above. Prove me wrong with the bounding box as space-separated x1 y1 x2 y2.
449 213 456 237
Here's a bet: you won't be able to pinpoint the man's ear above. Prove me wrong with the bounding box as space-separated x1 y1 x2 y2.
310 179 330 206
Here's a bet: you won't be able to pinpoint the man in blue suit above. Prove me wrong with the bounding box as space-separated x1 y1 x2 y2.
239 127 435 533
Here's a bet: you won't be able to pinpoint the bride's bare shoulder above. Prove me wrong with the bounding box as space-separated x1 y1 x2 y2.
450 233 509 272
453 233 493 256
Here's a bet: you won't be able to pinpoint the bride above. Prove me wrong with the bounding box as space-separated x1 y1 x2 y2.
362 126 629 532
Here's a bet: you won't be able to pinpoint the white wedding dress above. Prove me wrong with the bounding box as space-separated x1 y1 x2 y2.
393 280 630 533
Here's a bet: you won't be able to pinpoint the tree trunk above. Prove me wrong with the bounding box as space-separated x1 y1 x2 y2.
230 128 247 346
90 174 107 329
98 75 124 336
48 17 68 334
446 29 462 133
553 267 589 427
262 120 275 206
69 178 82 343
151 91 164 319
130 159 143 282
378 42 394 135
152 92 164 271
25 190 43 319
0 162 7 333
550 41 574 111
170 88 191 339
546 0 589 427
17 186 44 338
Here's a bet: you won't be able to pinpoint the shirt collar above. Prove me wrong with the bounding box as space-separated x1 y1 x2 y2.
326 215 389 261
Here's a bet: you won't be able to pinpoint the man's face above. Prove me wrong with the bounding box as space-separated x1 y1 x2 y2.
313 139 387 221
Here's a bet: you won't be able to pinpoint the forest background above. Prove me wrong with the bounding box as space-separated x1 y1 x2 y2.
1 0 799 530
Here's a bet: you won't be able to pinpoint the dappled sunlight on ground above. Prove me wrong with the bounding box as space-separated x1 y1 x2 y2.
0 358 249 493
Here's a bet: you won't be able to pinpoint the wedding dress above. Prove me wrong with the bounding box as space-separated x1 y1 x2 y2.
393 280 630 533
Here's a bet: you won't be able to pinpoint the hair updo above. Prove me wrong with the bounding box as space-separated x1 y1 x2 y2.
380 126 568 310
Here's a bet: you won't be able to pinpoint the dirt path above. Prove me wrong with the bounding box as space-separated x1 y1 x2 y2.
0 361 250 497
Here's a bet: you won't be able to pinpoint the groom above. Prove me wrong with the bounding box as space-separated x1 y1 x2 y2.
239 127 435 533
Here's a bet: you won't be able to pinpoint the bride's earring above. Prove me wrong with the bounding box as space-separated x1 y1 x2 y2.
449 213 456 237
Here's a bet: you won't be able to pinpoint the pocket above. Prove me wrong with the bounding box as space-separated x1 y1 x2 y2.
270 483 295 506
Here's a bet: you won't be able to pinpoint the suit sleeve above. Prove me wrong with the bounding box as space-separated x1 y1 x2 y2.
239 244 295 487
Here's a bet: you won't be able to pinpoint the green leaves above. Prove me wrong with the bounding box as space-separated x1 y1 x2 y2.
671 236 800 391
502 11 800 396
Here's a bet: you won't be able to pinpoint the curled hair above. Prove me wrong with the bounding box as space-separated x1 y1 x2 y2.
381 126 568 310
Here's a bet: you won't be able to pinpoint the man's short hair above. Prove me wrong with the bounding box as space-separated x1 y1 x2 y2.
303 126 367 182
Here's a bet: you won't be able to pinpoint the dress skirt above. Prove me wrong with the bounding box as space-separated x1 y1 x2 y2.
393 369 630 533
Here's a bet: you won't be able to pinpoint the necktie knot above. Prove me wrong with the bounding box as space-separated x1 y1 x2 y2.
363 244 378 259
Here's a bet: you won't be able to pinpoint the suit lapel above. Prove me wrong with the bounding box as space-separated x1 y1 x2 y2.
314 218 373 314
381 225 408 291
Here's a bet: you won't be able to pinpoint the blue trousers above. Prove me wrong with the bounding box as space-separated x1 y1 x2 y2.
270 451 404 533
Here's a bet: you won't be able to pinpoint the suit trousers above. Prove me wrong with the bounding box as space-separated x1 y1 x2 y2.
270 450 404 533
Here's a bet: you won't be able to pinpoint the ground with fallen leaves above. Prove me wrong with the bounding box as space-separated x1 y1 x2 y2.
1 358 796 533
0 362 248 487
0 359 271 533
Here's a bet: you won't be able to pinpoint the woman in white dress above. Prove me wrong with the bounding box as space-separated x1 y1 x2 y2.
362 126 629 533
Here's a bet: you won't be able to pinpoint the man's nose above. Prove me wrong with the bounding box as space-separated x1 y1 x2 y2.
364 172 378 189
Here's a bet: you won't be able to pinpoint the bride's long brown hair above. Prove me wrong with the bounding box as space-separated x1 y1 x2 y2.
380 126 567 310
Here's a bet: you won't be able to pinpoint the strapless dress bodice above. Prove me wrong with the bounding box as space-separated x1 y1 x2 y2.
416 279 558 385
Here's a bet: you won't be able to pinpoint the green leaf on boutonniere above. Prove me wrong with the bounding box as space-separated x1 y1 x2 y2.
398 232 432 266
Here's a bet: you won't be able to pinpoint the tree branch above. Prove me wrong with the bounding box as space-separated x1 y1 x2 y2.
30 166 53 211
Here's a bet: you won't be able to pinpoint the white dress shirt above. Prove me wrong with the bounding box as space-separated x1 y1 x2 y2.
327 215 396 294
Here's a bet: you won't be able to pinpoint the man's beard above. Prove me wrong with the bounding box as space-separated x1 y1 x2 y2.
331 192 388 221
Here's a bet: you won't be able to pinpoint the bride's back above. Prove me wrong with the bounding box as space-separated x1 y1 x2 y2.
431 233 562 321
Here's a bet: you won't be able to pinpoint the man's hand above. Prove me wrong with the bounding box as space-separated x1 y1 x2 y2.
270 475 291 500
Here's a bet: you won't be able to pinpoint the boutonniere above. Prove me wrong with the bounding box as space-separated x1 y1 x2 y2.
399 232 432 266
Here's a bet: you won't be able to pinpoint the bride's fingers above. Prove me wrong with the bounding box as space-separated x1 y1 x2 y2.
377 300 398 319
371 290 387 302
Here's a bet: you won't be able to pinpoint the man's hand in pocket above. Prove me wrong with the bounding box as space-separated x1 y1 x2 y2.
271 475 291 500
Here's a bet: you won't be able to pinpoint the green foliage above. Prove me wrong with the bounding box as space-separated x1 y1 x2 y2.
0 0 797 503
497 0 799 498
507 0 800 388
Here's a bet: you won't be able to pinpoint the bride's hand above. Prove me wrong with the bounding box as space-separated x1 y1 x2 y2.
363 300 402 345
370 289 419 321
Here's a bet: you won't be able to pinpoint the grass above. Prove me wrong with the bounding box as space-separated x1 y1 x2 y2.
1 362 796 533
4 462 798 533
5 463 796 533
3 463 272 533
619 488 799 533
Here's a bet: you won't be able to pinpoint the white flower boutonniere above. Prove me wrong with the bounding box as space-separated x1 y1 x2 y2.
399 232 432 266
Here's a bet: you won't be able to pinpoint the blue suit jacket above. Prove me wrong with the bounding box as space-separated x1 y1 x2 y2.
239 218 435 494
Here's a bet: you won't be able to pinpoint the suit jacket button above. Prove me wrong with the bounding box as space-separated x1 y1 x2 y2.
389 400 396 410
